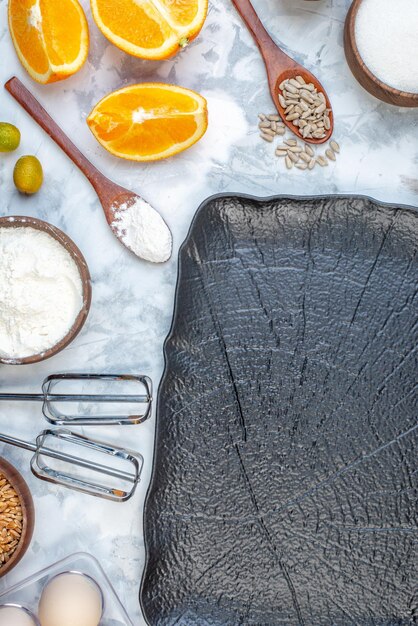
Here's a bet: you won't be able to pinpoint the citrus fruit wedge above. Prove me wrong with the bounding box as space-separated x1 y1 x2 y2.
87 83 208 162
90 0 208 60
8 0 89 84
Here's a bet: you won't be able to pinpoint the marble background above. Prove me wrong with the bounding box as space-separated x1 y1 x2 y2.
0 0 417 623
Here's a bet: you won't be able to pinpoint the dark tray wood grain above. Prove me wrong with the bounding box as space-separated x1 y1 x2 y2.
141 194 418 626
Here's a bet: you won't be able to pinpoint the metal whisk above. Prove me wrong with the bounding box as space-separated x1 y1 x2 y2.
0 429 143 502
0 374 152 426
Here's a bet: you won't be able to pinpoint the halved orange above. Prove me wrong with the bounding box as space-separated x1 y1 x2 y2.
90 0 208 60
87 83 208 162
8 0 89 84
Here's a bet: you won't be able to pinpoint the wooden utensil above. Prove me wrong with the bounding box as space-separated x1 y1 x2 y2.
0 457 34 578
344 0 418 107
231 0 334 143
0 216 91 366
4 77 173 262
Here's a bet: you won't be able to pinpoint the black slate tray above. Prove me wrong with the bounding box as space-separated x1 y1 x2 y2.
141 195 418 626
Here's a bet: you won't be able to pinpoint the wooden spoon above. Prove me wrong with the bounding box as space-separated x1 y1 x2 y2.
231 0 334 144
5 77 173 263
344 0 418 108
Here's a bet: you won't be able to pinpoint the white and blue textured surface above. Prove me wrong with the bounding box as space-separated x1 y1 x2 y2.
0 0 417 623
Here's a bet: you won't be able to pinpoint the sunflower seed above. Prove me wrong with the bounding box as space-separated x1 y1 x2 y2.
300 151 311 163
305 144 314 157
288 146 303 153
305 83 316 91
259 121 271 129
324 116 331 130
286 112 300 121
289 78 302 89
267 114 281 121
308 158 316 170
330 140 340 153
279 80 287 90
287 151 300 163
300 92 314 104
302 124 312 138
317 156 328 166
285 83 298 94
258 113 267 121
325 148 336 161
279 94 287 108
285 104 295 114
285 156 293 169
260 132 274 142
295 162 308 170
285 139 298 146
276 127 286 136
275 149 288 157
296 75 306 85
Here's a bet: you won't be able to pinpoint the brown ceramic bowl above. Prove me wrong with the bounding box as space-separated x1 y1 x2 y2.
0 216 91 365
0 457 35 578
344 0 418 107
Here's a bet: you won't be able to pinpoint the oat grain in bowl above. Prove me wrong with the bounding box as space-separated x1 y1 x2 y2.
0 475 23 568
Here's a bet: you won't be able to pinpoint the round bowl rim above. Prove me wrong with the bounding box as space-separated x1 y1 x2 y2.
0 457 35 578
0 215 92 365
344 0 418 107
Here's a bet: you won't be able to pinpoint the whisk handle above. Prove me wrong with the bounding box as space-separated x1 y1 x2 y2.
0 433 37 453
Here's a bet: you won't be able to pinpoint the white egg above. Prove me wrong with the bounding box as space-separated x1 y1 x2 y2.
0 606 37 626
38 573 103 626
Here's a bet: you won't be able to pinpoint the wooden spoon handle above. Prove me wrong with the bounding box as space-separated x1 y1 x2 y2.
5 77 107 194
230 0 291 68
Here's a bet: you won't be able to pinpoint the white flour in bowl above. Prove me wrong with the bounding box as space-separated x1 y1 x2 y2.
355 0 418 93
0 226 84 360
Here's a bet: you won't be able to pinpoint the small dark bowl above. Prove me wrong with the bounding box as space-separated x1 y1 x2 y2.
0 216 92 365
0 458 35 578
344 0 418 107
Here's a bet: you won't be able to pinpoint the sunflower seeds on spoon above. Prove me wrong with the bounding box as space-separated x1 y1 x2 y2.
257 112 340 172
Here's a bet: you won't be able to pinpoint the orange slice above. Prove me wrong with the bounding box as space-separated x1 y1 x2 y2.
8 0 89 84
87 83 208 162
90 0 208 60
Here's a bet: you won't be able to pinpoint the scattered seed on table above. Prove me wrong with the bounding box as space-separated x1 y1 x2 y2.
330 140 340 153
288 151 300 163
317 156 328 166
325 148 336 161
288 146 303 153
295 162 308 170
300 151 311 163
267 114 281 121
285 156 293 169
275 149 288 157
260 132 274 142
308 158 316 170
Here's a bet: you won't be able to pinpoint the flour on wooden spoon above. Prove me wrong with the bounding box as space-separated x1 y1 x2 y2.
112 197 172 263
